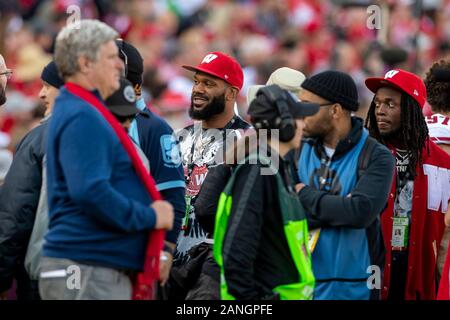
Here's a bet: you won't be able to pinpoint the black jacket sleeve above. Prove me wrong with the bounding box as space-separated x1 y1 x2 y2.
194 164 232 235
222 165 265 300
0 124 46 292
160 187 185 245
298 142 395 229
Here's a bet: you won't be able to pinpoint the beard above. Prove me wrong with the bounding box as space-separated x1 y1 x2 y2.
189 93 226 120
0 86 6 106
302 121 331 140
379 126 402 141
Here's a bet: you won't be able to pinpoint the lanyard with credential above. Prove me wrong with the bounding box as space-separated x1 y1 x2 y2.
308 148 333 253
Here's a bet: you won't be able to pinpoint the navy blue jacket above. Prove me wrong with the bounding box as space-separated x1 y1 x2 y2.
44 88 157 271
129 98 185 244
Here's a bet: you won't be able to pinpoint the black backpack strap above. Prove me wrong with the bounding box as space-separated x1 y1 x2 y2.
284 140 304 185
357 136 377 180
294 140 305 171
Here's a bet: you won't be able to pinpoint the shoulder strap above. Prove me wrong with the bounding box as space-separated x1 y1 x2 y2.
221 164 260 262
294 140 305 171
357 136 377 179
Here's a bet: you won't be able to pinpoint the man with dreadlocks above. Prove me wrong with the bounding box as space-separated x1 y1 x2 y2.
365 69 450 300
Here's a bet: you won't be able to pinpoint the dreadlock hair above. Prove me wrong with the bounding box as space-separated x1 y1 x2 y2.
365 91 429 177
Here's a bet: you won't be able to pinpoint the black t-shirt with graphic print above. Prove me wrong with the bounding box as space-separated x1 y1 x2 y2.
389 148 415 300
173 116 250 266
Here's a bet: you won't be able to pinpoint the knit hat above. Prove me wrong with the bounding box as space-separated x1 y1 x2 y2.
301 70 359 111
41 61 64 89
115 39 144 95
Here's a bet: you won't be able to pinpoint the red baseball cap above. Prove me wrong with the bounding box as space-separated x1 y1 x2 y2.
365 69 427 108
182 51 244 90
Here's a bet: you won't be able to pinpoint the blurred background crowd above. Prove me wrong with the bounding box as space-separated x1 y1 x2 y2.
1 0 450 181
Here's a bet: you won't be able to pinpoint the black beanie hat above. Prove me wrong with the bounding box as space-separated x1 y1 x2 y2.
115 39 144 95
301 70 359 111
41 61 64 89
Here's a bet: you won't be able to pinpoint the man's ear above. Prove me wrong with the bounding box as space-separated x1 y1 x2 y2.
331 103 345 119
78 55 90 74
226 87 239 101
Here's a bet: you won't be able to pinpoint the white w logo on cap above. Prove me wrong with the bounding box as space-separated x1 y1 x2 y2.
384 70 399 79
201 54 218 64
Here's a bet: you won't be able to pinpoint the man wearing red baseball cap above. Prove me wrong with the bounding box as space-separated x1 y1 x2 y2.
182 51 245 124
365 69 450 300
169 52 250 299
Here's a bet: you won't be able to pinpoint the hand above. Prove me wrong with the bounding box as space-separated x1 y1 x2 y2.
159 251 173 286
0 290 8 300
152 200 174 230
445 202 450 228
295 183 306 193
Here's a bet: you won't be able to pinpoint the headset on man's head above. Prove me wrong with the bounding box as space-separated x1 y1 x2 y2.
254 85 297 142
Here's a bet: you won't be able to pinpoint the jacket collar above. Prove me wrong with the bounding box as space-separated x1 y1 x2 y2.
306 117 364 160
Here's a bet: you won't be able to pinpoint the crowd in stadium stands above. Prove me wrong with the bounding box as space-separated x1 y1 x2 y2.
1 0 450 157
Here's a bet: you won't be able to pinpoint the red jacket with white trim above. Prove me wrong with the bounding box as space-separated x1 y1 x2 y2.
381 140 450 300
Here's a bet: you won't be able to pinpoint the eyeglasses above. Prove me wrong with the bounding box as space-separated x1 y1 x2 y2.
298 99 334 107
0 69 13 79
318 102 334 107
117 39 128 77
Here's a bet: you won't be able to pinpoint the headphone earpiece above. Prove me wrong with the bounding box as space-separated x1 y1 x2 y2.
255 85 297 142
274 98 296 142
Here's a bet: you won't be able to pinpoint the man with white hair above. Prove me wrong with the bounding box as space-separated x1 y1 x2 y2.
39 20 174 300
